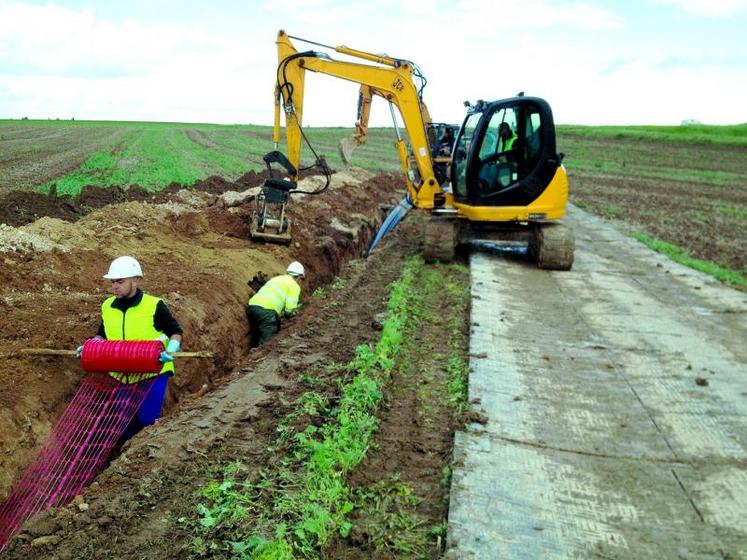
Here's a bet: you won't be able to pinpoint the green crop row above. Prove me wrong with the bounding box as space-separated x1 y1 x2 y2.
39 127 400 196
565 158 744 187
40 125 267 195
191 259 420 559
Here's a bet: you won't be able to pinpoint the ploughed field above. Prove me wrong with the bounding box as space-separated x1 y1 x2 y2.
562 126 747 279
1 120 744 283
0 119 744 558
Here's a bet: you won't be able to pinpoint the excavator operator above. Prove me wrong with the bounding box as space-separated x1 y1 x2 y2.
498 122 517 154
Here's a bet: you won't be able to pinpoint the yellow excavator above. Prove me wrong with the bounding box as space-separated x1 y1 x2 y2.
251 30 574 269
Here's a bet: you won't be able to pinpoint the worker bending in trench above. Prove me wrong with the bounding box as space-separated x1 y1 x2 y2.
76 256 183 441
246 261 305 346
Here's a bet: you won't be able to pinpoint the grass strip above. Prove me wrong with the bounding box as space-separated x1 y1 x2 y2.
632 232 746 288
192 259 421 559
559 124 747 146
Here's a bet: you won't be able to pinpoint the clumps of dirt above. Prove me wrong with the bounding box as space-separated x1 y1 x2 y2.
247 272 270 295
0 172 272 228
0 168 404 522
0 223 68 253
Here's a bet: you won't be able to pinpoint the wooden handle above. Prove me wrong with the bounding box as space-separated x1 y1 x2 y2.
172 351 215 359
18 348 215 359
20 349 77 356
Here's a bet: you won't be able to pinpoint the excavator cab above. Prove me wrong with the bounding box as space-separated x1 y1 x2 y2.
432 96 574 270
451 96 563 209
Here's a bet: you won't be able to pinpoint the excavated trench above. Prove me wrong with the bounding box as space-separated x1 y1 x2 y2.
0 168 403 513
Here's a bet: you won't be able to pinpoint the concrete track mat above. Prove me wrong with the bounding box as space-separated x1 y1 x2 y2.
447 206 747 559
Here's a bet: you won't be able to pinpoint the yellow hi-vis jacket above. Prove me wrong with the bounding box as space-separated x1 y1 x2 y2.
248 274 301 317
102 292 174 383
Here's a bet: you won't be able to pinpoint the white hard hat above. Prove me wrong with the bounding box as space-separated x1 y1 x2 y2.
104 256 143 280
287 261 305 277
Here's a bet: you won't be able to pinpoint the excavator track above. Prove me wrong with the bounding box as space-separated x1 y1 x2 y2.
529 222 575 270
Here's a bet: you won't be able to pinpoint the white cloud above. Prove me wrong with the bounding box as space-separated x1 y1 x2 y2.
654 0 747 17
0 1 745 125
0 1 274 122
452 0 623 30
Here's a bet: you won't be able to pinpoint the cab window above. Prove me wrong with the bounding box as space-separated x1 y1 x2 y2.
451 112 481 199
478 108 519 160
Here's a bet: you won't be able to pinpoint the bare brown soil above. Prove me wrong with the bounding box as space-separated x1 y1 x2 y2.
0 169 403 519
564 137 747 272
1 199 455 559
0 170 272 227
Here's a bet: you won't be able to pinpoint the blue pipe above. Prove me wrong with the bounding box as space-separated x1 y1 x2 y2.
367 195 414 254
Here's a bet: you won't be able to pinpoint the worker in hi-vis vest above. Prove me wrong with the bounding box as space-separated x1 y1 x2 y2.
75 256 183 441
498 122 517 153
246 261 305 347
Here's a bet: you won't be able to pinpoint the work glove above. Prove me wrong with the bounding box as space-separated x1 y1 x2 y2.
159 339 181 363
75 345 84 359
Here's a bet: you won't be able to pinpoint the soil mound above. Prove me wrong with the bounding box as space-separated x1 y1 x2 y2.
0 170 404 521
0 173 271 228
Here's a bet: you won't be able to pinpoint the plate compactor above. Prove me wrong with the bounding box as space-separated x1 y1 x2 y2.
250 151 298 245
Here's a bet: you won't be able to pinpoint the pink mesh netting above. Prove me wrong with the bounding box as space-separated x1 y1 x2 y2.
0 373 156 549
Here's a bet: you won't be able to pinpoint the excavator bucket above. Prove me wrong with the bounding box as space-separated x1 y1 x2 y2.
338 137 358 165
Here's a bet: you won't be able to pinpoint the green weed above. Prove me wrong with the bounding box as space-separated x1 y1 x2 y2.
347 477 433 555
193 258 420 559
713 204 747 219
604 205 625 218
574 199 590 210
632 232 746 288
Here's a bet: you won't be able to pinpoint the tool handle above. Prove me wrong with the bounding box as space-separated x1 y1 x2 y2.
20 349 77 356
19 348 215 359
172 351 215 359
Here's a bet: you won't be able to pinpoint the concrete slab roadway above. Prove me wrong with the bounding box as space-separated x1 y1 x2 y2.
446 206 747 559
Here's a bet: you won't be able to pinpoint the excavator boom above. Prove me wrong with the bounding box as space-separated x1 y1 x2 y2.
273 30 443 209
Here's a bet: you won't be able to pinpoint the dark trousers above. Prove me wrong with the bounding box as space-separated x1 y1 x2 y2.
110 373 169 460
246 305 280 347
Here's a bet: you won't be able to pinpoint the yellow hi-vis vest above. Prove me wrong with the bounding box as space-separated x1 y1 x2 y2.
101 292 174 383
248 274 300 316
501 134 517 152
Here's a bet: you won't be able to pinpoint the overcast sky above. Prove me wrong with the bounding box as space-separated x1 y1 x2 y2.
1 0 746 126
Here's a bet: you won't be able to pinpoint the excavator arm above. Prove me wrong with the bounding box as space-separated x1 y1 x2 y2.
272 30 443 210
339 84 373 163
